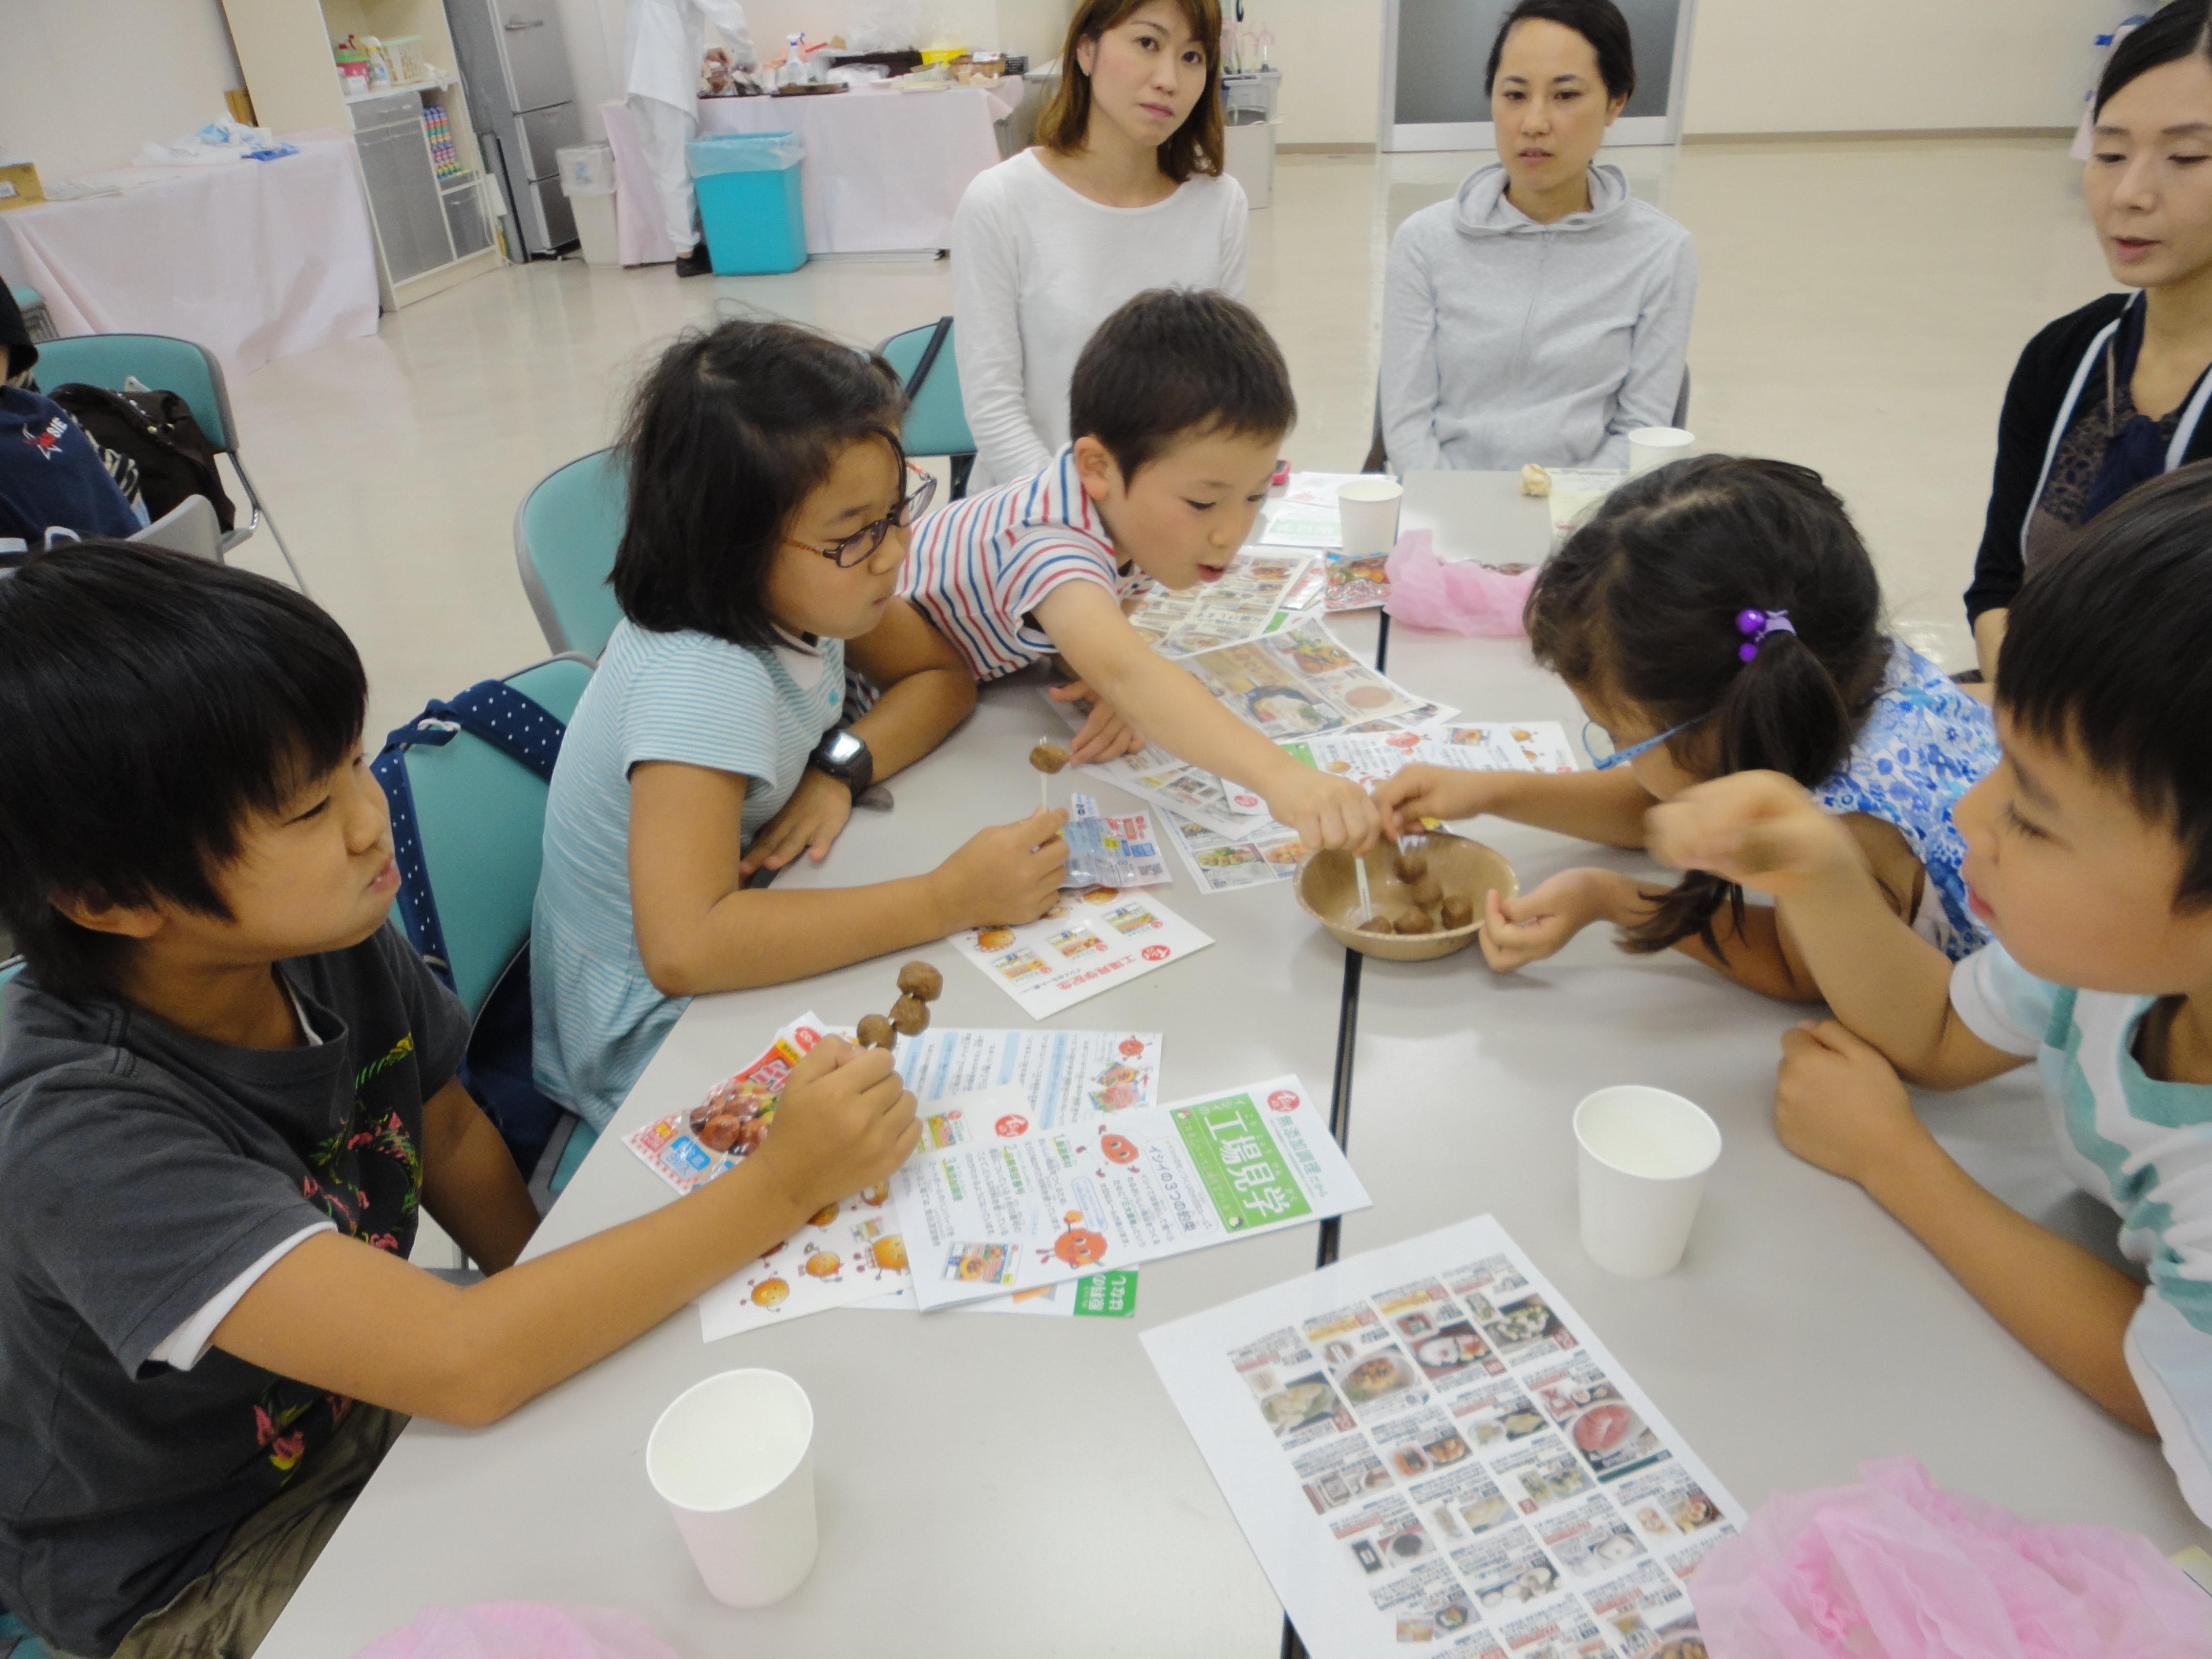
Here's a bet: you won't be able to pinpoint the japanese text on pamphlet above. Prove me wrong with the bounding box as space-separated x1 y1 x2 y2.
949 884 1213 1020
892 1075 1368 1312
1142 1216 1741 1656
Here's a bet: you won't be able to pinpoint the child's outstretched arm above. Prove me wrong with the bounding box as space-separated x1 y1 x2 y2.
1035 582 1380 853
1774 1018 2152 1431
631 764 1067 996
1647 772 2020 1087
741 600 980 878
211 1039 919 1428
1375 763 1655 848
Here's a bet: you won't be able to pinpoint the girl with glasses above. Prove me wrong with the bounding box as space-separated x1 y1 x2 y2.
531 321 1069 1133
1373 455 1997 1002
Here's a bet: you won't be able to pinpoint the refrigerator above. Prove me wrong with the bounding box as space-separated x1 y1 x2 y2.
444 0 584 258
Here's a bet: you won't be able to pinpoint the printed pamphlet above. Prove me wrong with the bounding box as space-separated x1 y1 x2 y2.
1124 548 1316 656
1062 793 1171 889
949 884 1214 1020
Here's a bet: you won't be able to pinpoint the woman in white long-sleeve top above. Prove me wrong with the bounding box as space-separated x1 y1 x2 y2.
951 0 1246 490
1381 0 1696 473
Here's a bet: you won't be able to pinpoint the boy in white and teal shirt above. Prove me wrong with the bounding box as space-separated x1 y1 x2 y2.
1637 462 2212 1524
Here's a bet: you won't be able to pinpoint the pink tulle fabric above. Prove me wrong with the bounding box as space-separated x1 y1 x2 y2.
1382 529 1540 637
352 1603 682 1659
1692 1457 2212 1659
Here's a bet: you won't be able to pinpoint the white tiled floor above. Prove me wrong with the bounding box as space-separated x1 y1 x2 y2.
214 134 2109 746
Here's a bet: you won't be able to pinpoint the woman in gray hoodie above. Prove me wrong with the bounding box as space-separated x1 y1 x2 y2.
1380 0 1696 472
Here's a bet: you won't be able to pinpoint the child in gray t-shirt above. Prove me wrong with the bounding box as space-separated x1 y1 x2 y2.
0 546 922 1658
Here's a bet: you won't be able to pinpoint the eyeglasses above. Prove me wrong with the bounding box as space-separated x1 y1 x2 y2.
785 466 938 569
1582 713 1707 772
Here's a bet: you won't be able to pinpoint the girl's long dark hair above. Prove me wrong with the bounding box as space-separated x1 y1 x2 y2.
1526 455 1887 955
612 320 906 651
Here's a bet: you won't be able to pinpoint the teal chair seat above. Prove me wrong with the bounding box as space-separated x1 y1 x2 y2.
390 655 599 1193
514 449 626 662
31 333 306 593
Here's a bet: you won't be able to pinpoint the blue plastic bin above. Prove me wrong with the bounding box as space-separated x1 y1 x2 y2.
686 132 807 274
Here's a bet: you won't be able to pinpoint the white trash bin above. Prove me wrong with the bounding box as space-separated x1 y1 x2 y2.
1223 107 1275 210
556 142 620 267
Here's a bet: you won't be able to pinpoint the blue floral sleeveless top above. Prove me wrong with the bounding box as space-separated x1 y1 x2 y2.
1809 642 1998 960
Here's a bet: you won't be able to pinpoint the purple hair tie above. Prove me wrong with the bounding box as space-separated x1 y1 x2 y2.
1736 608 1796 663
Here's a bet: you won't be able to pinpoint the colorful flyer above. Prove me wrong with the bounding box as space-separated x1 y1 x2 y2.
1123 548 1316 656
1281 721 1579 796
893 1026 1165 1128
624 1014 831 1196
1141 1216 1743 1658
1164 808 1306 893
1061 793 1172 890
891 1075 1369 1312
949 885 1214 1021
1179 617 1433 741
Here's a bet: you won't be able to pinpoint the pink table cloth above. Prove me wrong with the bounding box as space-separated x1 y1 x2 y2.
602 82 1017 264
0 132 379 377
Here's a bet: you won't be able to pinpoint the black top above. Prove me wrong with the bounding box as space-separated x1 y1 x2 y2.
0 924 467 1656
0 285 33 379
1965 292 2212 624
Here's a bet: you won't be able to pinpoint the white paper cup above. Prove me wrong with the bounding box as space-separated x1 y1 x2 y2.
647 1368 818 1608
1626 427 1695 476
1337 476 1405 558
1573 1086 1721 1278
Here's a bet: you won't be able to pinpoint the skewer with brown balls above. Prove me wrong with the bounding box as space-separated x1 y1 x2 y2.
858 960 944 1049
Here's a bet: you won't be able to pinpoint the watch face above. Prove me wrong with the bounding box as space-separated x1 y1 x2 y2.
823 732 863 764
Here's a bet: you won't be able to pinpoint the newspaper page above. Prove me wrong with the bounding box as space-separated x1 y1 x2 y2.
1181 616 1432 740
1142 1215 1742 1658
1164 808 1306 893
1061 793 1172 890
1123 548 1316 656
892 1074 1368 1312
1051 703 1274 840
948 884 1214 1020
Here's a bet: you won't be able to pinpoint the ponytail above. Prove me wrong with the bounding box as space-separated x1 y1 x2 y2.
1526 455 1886 959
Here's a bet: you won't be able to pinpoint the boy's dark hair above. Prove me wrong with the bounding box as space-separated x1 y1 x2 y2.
0 542 368 1000
2095 0 2212 118
613 321 906 651
1068 289 1296 483
2000 459 2212 910
1036 0 1226 184
1486 0 1636 103
1527 455 1886 955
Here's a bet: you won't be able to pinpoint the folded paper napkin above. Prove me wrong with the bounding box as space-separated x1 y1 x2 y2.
1382 529 1538 637
353 1603 681 1659
1691 1456 2212 1658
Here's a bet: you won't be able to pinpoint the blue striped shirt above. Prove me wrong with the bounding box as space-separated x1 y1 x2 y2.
531 619 843 1129
899 444 1125 680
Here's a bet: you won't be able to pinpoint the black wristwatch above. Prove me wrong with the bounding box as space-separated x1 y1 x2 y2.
806 729 874 798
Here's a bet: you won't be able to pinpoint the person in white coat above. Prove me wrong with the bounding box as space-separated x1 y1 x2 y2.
626 0 755 275
951 0 1246 490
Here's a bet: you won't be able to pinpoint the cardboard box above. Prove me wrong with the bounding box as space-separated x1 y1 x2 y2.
0 161 45 212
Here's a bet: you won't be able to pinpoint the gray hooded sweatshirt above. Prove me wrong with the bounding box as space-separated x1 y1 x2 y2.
1380 162 1696 472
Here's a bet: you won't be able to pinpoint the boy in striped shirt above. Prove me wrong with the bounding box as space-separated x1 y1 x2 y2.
902 288 1380 854
1643 463 2212 1527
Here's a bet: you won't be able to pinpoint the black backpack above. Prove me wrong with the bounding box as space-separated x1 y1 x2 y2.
44 382 237 531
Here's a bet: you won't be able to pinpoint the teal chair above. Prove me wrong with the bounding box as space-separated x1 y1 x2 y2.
514 449 626 661
388 655 600 1194
31 333 307 593
878 317 976 498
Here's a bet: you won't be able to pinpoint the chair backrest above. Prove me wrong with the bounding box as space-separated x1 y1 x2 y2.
514 449 626 661
32 334 236 455
1672 366 1691 430
395 657 591 1019
878 320 976 462
129 493 223 561
0 959 20 989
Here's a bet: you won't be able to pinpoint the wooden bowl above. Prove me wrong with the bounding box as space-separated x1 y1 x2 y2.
1295 832 1518 962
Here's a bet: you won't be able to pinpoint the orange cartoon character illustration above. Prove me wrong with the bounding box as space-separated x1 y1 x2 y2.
1047 1209 1110 1270
750 1277 790 1308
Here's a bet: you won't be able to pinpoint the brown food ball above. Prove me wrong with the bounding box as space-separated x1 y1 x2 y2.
696 1112 748 1153
857 1013 897 1051
1029 741 1070 774
1395 850 1428 885
1411 874 1443 909
1359 912 1397 934
1440 894 1476 930
897 960 944 1002
889 993 931 1035
1393 909 1436 936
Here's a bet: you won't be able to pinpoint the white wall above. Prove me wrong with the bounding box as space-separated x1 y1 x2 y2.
0 0 246 181
1681 0 2100 136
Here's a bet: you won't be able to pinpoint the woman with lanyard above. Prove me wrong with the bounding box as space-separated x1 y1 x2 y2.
949 0 1245 491
1964 0 2212 683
